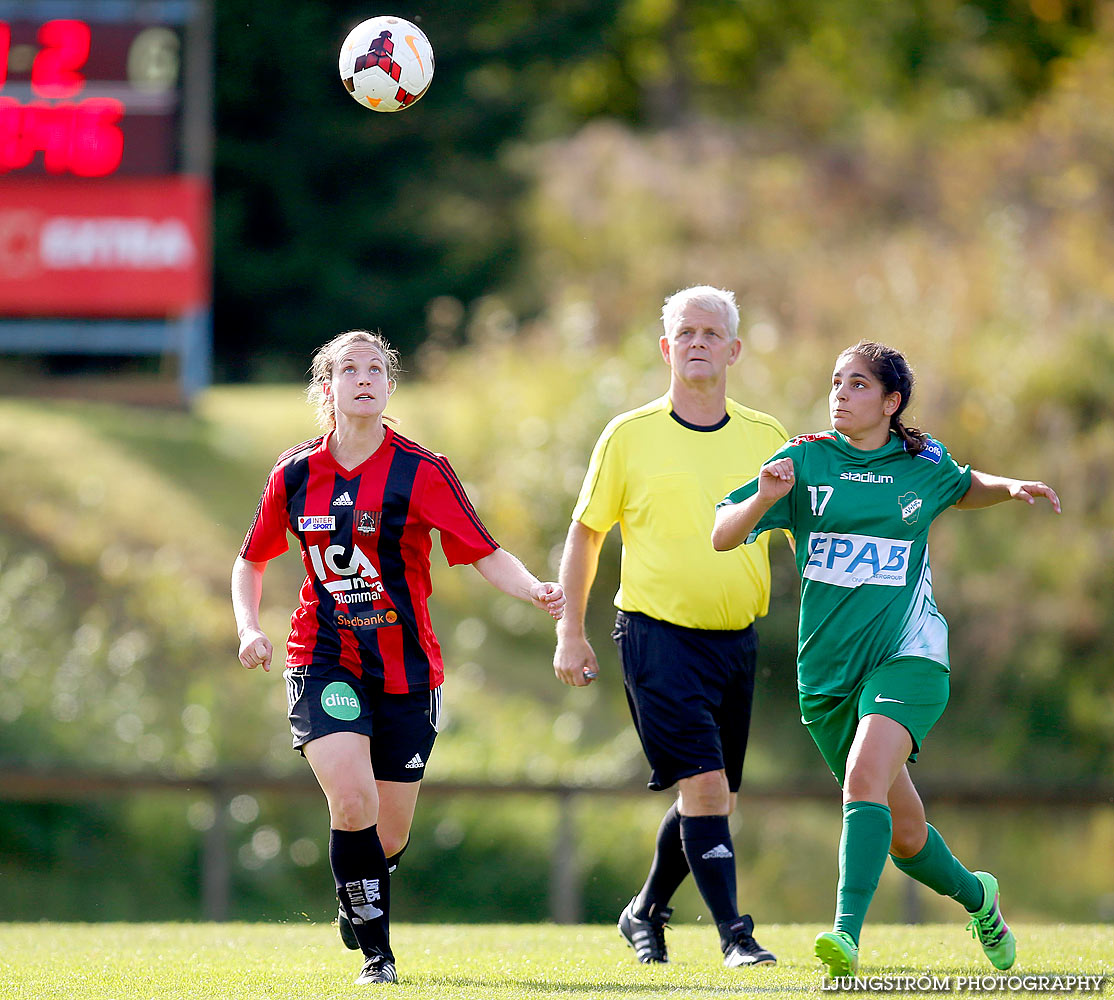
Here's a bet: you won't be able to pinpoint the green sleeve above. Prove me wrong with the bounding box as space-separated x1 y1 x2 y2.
926 439 974 518
717 443 798 545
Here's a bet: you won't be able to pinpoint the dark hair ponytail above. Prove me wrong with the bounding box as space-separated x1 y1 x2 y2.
840 340 930 456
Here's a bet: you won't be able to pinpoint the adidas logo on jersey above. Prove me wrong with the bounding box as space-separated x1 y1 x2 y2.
404 753 424 769
333 492 354 506
702 843 733 860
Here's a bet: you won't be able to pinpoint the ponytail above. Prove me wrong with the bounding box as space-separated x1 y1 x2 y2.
892 417 930 456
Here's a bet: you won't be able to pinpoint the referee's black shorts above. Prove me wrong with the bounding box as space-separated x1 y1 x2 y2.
612 609 757 792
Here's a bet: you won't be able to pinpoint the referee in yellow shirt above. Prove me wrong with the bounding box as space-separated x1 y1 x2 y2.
553 285 787 969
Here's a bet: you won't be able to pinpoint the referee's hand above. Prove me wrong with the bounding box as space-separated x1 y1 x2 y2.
553 635 599 687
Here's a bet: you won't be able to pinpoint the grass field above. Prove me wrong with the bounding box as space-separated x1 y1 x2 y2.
0 922 1110 1000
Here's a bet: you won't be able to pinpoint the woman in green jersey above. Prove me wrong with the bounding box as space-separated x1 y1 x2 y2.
711 341 1060 977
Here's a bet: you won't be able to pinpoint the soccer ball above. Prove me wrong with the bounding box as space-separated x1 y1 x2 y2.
339 16 434 112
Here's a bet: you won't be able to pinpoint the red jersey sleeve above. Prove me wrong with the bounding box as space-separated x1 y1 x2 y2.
239 465 291 562
419 455 499 566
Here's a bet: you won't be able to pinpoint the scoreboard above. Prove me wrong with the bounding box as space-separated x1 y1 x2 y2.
0 15 184 176
0 0 211 391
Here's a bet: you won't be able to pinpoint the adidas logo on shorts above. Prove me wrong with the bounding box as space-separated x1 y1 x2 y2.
702 843 733 860
404 753 424 769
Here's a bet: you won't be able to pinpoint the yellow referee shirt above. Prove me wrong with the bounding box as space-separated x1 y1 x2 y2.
573 395 788 631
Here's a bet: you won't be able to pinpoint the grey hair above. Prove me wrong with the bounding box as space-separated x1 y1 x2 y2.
661 285 740 340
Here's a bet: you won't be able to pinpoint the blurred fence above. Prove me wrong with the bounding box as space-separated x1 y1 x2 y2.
3 769 1112 924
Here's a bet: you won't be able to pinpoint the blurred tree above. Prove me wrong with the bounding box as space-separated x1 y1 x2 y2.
5 0 1109 924
213 1 618 379
211 0 1095 378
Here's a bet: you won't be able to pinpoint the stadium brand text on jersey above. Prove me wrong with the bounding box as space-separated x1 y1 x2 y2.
839 471 894 483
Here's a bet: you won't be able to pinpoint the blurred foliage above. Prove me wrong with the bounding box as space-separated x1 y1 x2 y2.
212 0 1095 378
510 12 1114 782
3 1 1114 923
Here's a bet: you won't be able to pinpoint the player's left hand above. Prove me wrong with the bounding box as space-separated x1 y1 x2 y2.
532 582 566 621
1011 480 1061 513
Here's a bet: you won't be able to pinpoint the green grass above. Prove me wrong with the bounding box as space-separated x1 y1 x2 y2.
0 923 1110 1000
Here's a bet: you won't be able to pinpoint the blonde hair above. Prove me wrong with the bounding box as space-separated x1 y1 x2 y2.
306 329 401 431
661 285 740 340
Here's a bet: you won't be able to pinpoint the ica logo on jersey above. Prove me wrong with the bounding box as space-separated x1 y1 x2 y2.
804 532 912 588
307 543 386 604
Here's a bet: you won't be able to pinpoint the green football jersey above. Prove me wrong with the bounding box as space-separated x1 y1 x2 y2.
719 430 972 697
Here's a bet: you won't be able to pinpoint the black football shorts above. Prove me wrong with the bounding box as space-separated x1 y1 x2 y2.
612 609 757 792
284 662 441 782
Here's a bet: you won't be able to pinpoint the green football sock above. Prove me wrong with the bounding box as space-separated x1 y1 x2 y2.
890 823 983 911
834 800 892 946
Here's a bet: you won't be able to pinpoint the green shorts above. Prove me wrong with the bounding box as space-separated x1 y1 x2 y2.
799 657 950 787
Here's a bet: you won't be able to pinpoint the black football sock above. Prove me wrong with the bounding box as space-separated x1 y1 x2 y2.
330 826 393 961
679 813 739 945
386 836 410 875
635 800 689 917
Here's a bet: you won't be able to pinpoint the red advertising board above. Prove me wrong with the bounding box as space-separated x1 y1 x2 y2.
0 175 209 316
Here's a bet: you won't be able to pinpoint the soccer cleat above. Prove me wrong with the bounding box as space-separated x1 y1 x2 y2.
966 871 1016 971
617 897 672 963
355 953 397 985
815 930 859 976
722 914 777 967
338 906 360 950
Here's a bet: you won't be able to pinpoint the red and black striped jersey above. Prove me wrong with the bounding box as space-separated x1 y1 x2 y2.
240 427 499 692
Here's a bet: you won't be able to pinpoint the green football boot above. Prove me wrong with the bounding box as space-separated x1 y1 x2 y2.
815 930 859 976
966 871 1016 971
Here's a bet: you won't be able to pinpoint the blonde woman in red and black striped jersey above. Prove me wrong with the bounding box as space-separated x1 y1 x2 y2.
232 329 564 986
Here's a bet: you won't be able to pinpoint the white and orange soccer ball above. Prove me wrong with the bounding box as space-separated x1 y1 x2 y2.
339 16 434 112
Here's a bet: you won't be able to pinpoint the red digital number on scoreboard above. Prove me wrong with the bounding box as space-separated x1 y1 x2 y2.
31 18 92 98
0 97 123 176
0 19 130 176
2 19 94 96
